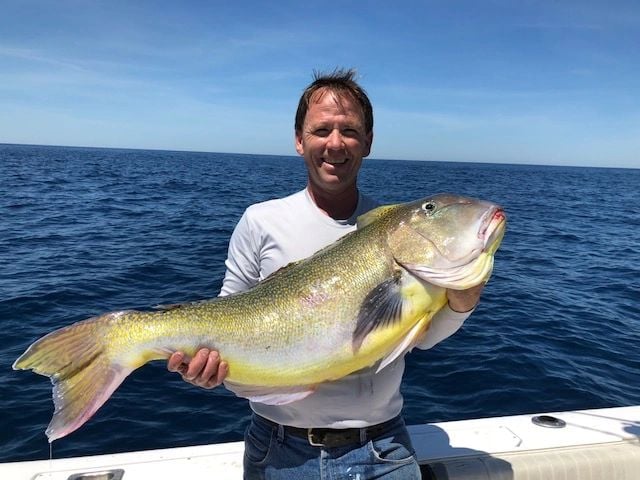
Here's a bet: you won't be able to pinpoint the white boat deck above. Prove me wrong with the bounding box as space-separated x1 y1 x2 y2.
2 405 639 479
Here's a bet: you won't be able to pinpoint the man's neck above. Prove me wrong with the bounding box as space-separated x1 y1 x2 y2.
306 184 359 220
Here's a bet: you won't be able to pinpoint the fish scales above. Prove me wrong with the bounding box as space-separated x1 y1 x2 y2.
13 193 506 441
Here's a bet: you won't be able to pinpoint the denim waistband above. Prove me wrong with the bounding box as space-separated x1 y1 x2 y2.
253 413 403 448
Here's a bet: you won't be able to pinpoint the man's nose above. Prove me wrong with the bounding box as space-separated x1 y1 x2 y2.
326 129 344 150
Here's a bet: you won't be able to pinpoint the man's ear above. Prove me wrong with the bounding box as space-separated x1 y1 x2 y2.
363 131 373 158
295 130 304 156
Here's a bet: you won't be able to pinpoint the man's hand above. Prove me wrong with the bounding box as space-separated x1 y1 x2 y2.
446 283 484 313
167 348 228 389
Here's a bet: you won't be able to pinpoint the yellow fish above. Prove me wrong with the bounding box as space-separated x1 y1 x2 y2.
14 193 506 441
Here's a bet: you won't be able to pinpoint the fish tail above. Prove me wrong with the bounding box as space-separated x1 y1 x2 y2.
13 312 137 442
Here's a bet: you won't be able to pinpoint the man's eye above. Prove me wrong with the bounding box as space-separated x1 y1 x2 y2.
314 128 330 136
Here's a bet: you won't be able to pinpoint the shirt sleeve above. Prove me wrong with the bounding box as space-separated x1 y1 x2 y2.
415 304 472 350
219 210 261 297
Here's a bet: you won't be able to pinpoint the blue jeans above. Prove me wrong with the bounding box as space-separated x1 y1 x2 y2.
243 413 420 479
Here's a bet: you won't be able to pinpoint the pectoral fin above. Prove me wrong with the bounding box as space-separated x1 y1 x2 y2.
352 268 436 354
376 316 430 373
352 274 405 353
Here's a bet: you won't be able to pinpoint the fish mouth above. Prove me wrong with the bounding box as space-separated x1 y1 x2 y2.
401 204 506 290
481 207 506 253
430 205 506 265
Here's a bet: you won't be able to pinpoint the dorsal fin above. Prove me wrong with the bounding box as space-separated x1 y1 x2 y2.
260 259 303 284
153 298 216 311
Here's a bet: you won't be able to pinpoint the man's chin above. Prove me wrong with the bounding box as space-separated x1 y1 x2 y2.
316 174 357 192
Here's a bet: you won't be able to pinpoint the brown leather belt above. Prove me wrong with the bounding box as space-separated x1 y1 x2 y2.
259 415 398 448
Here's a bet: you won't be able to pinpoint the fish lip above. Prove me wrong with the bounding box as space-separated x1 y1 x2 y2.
480 207 506 249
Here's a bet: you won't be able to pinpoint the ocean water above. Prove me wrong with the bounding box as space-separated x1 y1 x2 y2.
1 143 639 463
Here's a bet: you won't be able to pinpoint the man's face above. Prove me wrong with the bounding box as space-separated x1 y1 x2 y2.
295 89 373 196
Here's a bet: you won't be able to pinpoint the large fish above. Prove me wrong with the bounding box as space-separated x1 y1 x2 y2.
14 193 506 442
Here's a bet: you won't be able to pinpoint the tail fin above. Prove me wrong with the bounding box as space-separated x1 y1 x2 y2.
13 312 136 442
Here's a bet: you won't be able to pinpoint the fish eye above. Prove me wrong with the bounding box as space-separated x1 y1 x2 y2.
421 202 435 213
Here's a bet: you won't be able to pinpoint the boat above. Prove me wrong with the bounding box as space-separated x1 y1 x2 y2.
1 405 638 479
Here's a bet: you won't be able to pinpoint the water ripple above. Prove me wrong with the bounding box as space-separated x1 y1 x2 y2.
1 145 639 461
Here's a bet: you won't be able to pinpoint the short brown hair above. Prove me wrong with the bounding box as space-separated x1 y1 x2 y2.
295 68 373 134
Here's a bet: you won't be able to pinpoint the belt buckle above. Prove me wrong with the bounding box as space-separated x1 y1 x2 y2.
307 429 326 447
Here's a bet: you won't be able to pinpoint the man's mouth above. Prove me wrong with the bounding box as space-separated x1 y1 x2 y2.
323 158 348 165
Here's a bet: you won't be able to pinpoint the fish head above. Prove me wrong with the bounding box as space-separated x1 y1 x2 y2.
387 193 506 289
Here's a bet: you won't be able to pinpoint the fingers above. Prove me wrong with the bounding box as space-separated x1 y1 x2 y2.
166 348 228 390
167 351 187 373
205 358 229 389
184 348 211 381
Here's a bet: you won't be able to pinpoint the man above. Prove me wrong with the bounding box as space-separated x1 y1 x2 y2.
168 69 482 479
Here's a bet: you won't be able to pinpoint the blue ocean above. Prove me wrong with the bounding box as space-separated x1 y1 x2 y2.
1 143 639 463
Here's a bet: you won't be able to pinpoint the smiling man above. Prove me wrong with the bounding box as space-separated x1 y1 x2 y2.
294 77 373 220
168 69 483 479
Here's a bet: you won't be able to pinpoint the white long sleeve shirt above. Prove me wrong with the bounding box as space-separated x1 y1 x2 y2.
220 188 470 428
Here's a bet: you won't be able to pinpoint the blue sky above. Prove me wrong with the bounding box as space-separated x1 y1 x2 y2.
1 1 638 168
